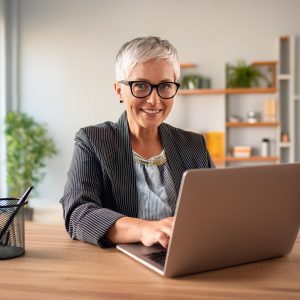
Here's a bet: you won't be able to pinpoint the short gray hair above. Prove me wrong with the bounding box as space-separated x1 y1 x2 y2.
115 36 180 81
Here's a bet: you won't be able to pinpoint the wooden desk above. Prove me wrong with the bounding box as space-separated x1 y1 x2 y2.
1 223 300 300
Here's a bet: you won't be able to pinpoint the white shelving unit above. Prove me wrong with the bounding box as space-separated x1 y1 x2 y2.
225 87 279 167
178 35 298 167
276 36 296 163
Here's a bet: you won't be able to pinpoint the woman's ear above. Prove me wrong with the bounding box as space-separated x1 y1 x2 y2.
114 82 123 102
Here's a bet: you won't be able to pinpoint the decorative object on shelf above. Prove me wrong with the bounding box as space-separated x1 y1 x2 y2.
247 111 260 123
180 74 211 89
181 74 201 89
226 60 270 88
228 115 242 123
263 98 277 122
281 132 289 143
4 111 57 220
233 146 252 158
200 78 211 89
261 138 270 157
205 132 224 159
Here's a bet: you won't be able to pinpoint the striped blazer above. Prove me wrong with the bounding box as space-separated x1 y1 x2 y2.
60 112 214 248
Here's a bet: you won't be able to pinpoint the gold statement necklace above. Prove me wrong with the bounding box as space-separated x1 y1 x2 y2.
133 150 167 167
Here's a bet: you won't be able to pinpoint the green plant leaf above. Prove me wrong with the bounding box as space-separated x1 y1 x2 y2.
5 111 58 198
226 60 270 88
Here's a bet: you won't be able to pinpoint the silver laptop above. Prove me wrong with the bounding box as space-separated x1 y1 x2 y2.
116 163 300 277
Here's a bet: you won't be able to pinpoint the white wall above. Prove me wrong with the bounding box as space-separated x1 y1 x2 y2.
15 0 300 206
0 0 6 196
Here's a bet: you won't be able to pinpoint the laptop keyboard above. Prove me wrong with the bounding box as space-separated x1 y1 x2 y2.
147 251 167 266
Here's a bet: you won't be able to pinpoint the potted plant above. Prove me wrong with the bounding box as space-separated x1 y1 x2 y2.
226 60 270 88
4 111 57 220
181 74 202 89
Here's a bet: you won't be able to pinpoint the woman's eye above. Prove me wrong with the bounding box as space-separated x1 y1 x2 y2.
160 83 171 90
134 82 148 90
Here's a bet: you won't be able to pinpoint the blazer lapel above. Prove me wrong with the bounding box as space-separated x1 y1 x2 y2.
159 124 187 195
113 112 138 217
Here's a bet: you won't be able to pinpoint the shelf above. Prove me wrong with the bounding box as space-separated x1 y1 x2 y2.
178 87 277 96
178 89 225 95
210 157 226 164
225 87 277 94
279 142 291 148
252 61 278 66
180 63 197 68
224 156 279 162
211 156 279 163
278 74 291 80
226 122 279 127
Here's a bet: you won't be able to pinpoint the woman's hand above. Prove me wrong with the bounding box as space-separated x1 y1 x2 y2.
137 217 175 248
107 216 175 248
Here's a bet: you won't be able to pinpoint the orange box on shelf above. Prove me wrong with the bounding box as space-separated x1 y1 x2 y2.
205 132 225 159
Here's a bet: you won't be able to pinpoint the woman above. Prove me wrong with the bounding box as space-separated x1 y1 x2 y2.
60 36 214 249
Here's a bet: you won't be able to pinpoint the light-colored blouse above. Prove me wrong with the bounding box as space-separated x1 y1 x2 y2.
133 150 177 221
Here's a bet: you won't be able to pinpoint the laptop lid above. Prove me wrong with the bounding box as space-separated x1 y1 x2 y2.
164 163 300 277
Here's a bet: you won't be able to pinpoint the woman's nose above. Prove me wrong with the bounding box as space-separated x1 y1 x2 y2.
146 88 161 105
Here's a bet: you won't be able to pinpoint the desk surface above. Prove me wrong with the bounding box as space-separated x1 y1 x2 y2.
1 223 299 300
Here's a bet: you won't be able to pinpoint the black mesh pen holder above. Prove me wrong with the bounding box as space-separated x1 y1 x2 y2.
0 198 28 260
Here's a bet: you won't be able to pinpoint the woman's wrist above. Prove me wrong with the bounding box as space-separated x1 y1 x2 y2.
107 216 147 244
136 218 147 243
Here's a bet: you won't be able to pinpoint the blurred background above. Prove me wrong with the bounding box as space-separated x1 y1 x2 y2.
0 0 299 223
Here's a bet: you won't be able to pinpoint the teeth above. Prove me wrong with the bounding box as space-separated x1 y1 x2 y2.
143 109 160 114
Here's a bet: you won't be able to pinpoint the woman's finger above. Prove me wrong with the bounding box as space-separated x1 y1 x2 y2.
157 233 170 248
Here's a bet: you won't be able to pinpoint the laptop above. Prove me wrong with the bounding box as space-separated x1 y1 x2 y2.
116 163 300 277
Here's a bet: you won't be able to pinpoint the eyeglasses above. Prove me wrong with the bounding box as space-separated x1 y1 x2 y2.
119 80 180 99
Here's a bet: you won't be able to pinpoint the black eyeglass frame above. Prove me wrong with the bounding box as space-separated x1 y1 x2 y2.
119 80 180 99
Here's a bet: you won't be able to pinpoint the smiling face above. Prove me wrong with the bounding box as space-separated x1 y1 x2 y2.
115 59 175 135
